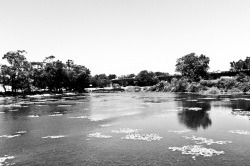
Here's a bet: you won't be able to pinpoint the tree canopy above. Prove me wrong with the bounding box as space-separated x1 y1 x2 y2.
0 50 91 95
135 70 159 86
230 57 250 71
175 53 210 81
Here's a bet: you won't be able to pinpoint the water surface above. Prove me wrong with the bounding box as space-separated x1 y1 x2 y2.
0 93 250 165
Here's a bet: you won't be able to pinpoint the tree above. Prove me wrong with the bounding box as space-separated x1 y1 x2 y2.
230 57 250 71
154 72 169 77
135 70 159 86
2 50 31 95
90 74 110 88
175 53 210 81
108 74 117 80
0 65 11 94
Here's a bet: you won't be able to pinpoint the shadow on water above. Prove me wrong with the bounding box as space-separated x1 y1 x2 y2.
177 99 212 130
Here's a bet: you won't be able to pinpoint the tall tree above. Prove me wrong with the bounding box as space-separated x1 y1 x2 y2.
175 53 210 81
108 74 117 80
2 50 31 94
230 57 250 71
135 70 159 86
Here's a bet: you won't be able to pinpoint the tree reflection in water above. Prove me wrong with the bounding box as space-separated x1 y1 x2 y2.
177 100 212 130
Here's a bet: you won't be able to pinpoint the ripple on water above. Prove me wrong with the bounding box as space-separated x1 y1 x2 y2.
111 128 142 134
28 115 39 118
49 114 63 117
168 130 191 134
228 130 250 135
58 105 71 107
121 133 162 141
0 155 14 166
178 107 202 111
88 132 112 138
42 135 65 139
183 136 232 145
169 145 224 160
15 131 27 134
99 124 113 127
0 134 20 139
9 109 18 112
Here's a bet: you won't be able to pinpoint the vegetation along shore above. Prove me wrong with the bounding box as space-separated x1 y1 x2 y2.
1 50 250 96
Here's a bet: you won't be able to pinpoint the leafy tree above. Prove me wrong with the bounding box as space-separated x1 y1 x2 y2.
135 70 159 86
2 50 31 95
108 74 117 80
72 65 90 91
175 53 210 81
154 72 169 77
0 65 11 94
230 57 250 71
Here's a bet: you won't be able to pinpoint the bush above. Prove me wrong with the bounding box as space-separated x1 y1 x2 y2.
186 82 200 92
200 79 218 87
235 82 250 92
171 78 190 92
227 88 242 93
125 86 141 92
204 87 221 95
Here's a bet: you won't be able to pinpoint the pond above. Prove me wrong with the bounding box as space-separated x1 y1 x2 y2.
0 92 250 165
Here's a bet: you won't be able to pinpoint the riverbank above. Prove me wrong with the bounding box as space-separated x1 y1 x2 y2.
146 76 250 95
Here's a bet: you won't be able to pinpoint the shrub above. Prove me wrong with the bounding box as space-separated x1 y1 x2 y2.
200 79 218 87
171 78 190 92
235 82 250 92
186 82 200 92
204 87 221 95
227 88 242 93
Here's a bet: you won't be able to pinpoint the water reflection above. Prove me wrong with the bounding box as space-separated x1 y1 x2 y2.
178 110 212 130
177 99 212 130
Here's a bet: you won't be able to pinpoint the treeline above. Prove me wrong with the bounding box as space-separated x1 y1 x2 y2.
0 50 90 95
148 53 250 94
90 71 169 88
0 50 170 95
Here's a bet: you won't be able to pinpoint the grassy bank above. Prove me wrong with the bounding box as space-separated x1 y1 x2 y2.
147 75 250 95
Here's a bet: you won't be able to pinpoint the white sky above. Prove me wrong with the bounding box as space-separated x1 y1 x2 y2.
0 0 250 76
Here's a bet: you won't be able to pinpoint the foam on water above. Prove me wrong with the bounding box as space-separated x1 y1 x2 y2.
178 107 202 111
111 128 142 134
0 155 14 166
49 114 63 116
232 110 250 116
0 134 20 139
198 98 217 100
121 112 140 116
186 100 198 102
233 109 243 111
168 130 191 134
28 115 39 118
89 116 106 121
183 136 232 145
88 132 112 138
15 131 27 134
58 105 71 107
121 133 162 141
228 130 250 135
99 124 113 127
169 145 224 160
42 135 65 139
9 109 18 112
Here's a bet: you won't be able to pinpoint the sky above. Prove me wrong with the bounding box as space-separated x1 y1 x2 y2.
0 0 250 76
